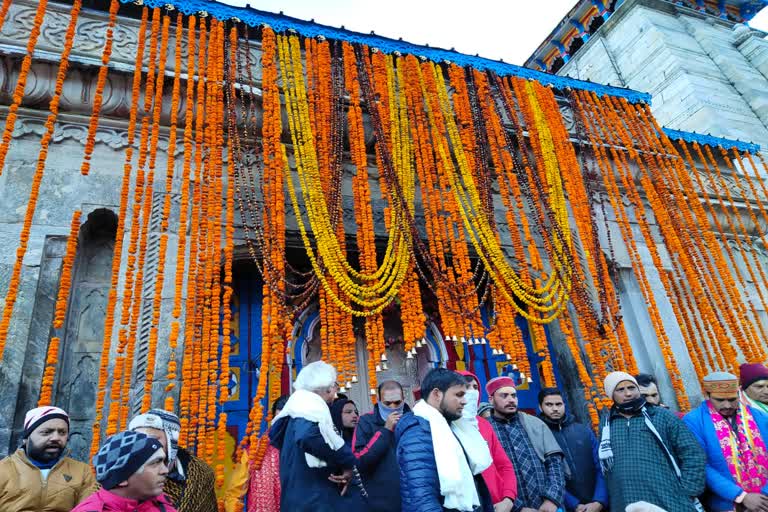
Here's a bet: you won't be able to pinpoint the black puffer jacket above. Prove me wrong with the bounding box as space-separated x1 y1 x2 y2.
351 403 411 511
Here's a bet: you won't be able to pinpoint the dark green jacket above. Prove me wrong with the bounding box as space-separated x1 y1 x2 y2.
600 406 705 512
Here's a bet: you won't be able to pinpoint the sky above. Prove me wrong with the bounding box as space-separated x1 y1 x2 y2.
214 0 768 65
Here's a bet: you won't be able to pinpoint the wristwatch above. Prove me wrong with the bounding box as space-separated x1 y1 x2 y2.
735 491 747 504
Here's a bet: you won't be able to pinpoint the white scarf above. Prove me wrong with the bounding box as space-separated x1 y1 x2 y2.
272 389 345 468
413 399 492 511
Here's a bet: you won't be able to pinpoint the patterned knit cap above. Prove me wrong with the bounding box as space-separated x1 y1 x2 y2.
93 430 164 490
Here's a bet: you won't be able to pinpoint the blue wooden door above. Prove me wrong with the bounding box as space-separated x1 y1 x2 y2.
224 273 263 446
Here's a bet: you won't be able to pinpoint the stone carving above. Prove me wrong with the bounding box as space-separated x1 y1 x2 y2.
67 356 98 421
0 1 263 77
10 114 185 155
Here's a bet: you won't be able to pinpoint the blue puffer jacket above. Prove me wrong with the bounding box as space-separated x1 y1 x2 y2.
269 416 362 512
684 402 768 512
395 412 494 512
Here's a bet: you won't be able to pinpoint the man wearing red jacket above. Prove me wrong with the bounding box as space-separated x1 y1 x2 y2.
457 370 518 512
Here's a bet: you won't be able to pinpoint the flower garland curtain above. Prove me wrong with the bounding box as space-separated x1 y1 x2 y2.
0 5 767 508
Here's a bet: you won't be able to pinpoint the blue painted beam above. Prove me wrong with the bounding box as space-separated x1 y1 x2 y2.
116 0 653 104
663 128 761 153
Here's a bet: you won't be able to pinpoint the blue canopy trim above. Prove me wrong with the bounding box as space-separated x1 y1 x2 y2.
119 0 652 104
663 128 761 153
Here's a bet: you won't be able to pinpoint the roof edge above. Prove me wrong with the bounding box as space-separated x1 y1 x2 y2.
663 127 761 153
117 0 652 104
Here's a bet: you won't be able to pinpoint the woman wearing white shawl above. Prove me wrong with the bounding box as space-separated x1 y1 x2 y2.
268 361 361 512
396 368 494 512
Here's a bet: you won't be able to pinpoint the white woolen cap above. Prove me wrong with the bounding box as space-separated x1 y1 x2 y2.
604 371 638 398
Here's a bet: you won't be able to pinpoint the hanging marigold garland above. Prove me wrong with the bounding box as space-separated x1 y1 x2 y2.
246 25 285 469
178 15 208 448
91 5 150 457
165 14 199 411
117 8 171 430
0 0 50 177
0 0 14 36
0 0 82 360
80 0 121 176
142 11 185 413
38 210 82 407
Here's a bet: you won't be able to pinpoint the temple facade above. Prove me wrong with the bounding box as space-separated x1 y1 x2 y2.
0 0 765 467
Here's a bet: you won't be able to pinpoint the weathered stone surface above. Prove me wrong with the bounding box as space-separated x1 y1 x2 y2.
560 0 768 149
9 235 67 450
0 264 41 456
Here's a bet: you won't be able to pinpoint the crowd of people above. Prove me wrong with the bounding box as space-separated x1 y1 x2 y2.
2 361 768 512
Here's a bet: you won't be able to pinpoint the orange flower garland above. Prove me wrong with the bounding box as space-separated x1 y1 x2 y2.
80 0 121 176
165 14 199 411
343 42 385 392
214 24 239 489
628 102 762 364
118 10 172 429
248 26 286 468
0 0 82 360
38 210 81 407
0 0 14 36
142 11 185 413
0 0 50 177
572 91 688 406
91 5 150 457
178 15 208 447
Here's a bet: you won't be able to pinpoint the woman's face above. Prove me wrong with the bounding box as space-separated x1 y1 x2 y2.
341 402 359 429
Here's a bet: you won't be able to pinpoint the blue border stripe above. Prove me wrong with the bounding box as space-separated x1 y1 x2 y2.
119 0 652 104
663 128 761 154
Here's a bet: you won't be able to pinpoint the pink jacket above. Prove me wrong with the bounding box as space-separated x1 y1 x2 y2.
70 488 178 512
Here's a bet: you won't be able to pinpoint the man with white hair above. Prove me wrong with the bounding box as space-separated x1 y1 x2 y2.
268 361 360 511
0 406 97 511
598 371 705 512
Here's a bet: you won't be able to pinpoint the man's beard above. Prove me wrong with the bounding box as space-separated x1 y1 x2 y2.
26 439 64 462
439 397 462 422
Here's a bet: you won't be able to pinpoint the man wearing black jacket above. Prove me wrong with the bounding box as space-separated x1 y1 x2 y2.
352 380 411 512
538 387 607 512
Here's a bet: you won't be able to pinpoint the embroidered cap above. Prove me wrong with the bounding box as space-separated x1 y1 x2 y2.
485 376 515 397
702 371 739 399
